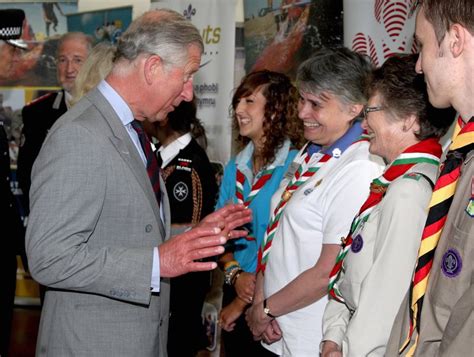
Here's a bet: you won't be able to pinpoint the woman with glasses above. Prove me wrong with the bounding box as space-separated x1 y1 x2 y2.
320 54 454 357
245 48 383 356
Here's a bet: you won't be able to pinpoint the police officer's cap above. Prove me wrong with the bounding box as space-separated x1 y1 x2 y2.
0 9 28 49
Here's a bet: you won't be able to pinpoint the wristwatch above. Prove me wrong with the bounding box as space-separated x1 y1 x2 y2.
263 298 276 319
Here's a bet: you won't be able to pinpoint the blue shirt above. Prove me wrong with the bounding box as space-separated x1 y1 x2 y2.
98 80 161 291
216 139 298 273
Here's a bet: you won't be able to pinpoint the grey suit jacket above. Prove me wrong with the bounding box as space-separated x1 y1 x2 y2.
26 88 171 356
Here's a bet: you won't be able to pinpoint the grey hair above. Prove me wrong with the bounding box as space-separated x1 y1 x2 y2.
115 8 203 69
56 32 93 58
296 47 373 106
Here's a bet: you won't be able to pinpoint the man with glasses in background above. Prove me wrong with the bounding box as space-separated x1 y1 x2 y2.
17 32 92 214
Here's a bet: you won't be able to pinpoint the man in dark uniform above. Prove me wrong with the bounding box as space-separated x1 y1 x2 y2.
0 9 27 356
150 99 218 356
17 32 92 210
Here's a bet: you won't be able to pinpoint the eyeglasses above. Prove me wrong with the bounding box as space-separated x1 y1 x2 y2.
363 106 384 118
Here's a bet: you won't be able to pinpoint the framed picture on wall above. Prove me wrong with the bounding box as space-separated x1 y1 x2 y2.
66 6 132 45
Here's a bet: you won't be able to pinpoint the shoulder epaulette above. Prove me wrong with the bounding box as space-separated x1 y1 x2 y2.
403 172 422 181
403 172 435 189
25 92 55 106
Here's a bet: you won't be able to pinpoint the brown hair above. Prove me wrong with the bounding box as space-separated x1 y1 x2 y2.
368 54 454 140
419 0 474 43
231 70 304 167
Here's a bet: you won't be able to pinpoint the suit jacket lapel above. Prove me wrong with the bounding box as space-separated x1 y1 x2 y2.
85 89 163 230
159 174 170 241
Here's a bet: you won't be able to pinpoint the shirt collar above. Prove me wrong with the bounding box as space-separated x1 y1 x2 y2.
97 80 134 127
309 121 363 158
235 139 292 182
158 133 192 168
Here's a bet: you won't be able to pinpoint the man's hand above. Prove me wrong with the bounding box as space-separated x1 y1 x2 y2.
200 204 252 239
159 226 225 277
159 204 252 278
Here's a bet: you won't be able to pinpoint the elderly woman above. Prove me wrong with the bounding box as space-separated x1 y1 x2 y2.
321 54 453 357
217 70 304 356
246 48 383 356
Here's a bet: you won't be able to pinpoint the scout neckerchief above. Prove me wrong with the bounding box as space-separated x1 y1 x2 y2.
400 116 474 355
328 138 443 303
257 122 366 273
236 167 275 241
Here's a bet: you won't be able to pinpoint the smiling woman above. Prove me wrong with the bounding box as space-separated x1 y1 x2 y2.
216 70 304 357
322 54 454 357
246 48 384 356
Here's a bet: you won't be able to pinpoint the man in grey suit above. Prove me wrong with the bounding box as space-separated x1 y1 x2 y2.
26 9 251 356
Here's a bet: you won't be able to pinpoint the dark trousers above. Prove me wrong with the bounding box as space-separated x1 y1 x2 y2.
0 253 17 357
167 271 211 357
221 285 278 357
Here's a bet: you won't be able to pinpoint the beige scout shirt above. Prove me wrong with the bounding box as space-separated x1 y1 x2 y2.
322 163 438 356
386 150 474 356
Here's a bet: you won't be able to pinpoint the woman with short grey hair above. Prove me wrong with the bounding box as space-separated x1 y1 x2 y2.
246 47 383 356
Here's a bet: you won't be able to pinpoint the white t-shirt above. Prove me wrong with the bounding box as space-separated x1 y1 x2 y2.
263 141 383 356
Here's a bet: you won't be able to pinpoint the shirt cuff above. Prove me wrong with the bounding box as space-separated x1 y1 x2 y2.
151 247 160 292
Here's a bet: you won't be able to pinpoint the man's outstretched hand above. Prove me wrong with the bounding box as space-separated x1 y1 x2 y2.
159 204 252 277
199 203 252 238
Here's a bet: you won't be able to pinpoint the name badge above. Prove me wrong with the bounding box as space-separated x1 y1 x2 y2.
284 162 299 180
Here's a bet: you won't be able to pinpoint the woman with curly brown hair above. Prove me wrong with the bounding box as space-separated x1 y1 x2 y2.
217 70 303 357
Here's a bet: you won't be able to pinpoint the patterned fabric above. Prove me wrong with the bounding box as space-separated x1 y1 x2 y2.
236 168 274 207
257 123 368 273
131 120 161 205
328 138 443 302
236 167 275 242
257 143 330 273
216 139 298 273
400 117 474 355
159 138 217 225
0 26 21 37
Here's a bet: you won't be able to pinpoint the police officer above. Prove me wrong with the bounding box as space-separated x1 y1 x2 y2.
0 9 27 356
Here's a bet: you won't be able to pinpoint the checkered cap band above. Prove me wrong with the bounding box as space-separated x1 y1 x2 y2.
0 9 25 40
0 27 22 39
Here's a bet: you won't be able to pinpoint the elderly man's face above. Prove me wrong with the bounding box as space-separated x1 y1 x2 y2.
149 44 201 122
57 37 89 92
0 41 21 81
